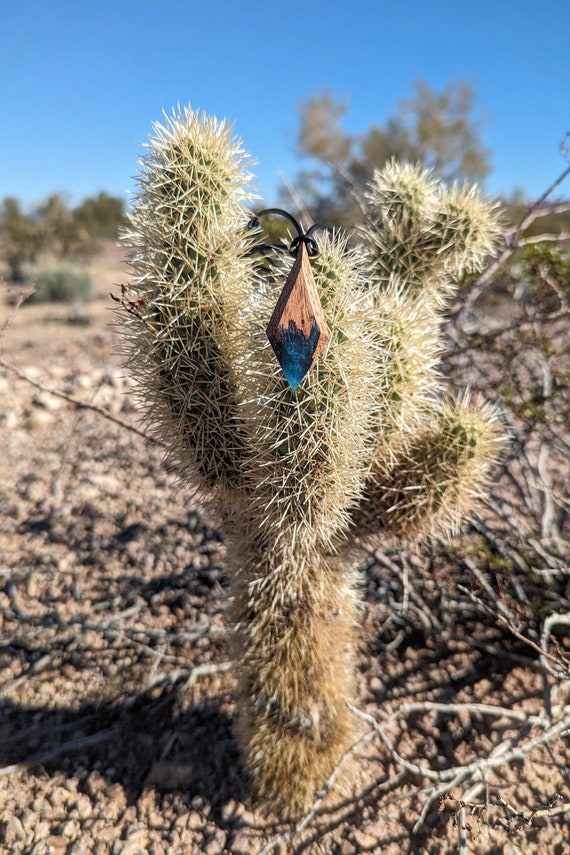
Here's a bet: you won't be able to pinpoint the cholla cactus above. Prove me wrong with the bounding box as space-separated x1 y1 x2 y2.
120 106 505 817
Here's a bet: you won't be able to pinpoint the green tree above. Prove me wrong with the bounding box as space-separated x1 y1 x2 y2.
0 197 43 282
73 191 126 238
0 193 99 284
292 80 491 224
37 193 99 261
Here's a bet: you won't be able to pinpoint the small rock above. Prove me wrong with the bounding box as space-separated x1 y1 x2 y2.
203 829 226 855
61 819 78 838
125 822 147 841
25 408 55 429
186 811 203 831
34 392 62 411
74 794 93 819
67 842 95 855
173 812 190 831
104 782 126 816
76 374 92 390
221 798 244 824
46 835 68 852
33 819 50 841
237 808 255 826
121 806 138 826
1 409 18 429
26 573 39 597
147 811 164 830
37 681 56 700
112 841 149 855
351 829 379 850
0 815 25 844
229 830 254 855
85 770 106 797
94 825 121 844
21 807 36 831
29 841 50 854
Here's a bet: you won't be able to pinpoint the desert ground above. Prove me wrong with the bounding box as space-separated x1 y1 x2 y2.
0 242 569 854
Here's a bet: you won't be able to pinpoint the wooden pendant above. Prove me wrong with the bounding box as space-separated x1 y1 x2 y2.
266 242 330 390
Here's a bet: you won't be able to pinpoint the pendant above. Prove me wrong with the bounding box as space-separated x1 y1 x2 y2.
266 241 330 390
250 209 332 391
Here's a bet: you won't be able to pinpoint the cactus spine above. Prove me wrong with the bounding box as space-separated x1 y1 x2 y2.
122 106 505 817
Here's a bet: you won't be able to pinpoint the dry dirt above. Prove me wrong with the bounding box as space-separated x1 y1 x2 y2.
0 244 569 854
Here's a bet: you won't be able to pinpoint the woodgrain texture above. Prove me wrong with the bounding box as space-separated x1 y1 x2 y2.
266 242 330 390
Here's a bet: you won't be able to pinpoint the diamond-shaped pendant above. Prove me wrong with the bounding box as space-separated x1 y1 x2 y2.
266 242 330 390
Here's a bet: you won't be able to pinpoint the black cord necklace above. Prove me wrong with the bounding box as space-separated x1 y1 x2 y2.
250 209 331 390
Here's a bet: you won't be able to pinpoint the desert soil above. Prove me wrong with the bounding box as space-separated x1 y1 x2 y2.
0 243 569 854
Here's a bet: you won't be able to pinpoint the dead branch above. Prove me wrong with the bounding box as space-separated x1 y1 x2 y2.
520 231 570 245
0 353 159 445
122 660 235 709
349 701 570 835
0 729 116 777
463 163 570 307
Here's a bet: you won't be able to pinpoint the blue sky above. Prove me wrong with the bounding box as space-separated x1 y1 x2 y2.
1 0 569 210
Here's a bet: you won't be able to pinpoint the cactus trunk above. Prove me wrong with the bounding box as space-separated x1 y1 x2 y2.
228 536 357 816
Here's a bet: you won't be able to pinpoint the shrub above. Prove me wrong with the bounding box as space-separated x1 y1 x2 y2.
28 268 93 304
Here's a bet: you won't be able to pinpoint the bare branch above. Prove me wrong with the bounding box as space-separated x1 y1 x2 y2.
464 163 570 305
0 353 159 445
520 231 570 245
0 730 116 777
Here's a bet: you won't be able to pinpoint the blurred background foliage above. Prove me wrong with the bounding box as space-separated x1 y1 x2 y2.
0 190 126 297
289 81 491 224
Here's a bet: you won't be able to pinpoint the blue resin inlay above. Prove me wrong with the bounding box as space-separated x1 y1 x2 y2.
272 321 321 390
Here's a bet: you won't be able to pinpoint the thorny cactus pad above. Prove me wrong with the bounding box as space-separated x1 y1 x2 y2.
120 105 506 817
